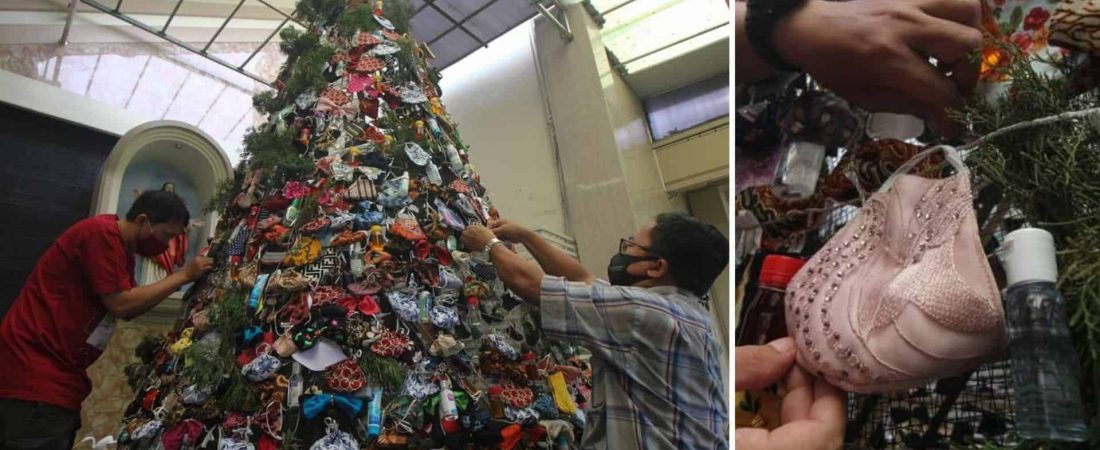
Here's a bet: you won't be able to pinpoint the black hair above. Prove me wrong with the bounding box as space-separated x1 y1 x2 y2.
648 212 729 298
126 190 190 226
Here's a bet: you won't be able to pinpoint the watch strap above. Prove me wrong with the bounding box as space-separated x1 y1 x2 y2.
483 238 502 254
745 0 802 73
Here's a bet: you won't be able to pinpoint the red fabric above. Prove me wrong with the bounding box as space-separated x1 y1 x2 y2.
500 424 523 450
258 434 277 450
0 215 136 411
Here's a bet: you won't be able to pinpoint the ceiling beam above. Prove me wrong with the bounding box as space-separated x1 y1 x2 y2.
423 0 485 47
427 0 500 47
76 0 276 87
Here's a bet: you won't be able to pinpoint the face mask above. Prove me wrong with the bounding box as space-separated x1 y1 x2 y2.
606 253 658 287
136 221 170 257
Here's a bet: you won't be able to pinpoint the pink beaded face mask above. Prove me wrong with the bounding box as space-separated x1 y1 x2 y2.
785 146 1006 394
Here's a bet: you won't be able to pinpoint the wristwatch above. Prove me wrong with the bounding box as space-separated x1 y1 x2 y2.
482 238 503 255
745 0 805 72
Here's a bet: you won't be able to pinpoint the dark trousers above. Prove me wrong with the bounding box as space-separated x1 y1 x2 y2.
0 398 81 450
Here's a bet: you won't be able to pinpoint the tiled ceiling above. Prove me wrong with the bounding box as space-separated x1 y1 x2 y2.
407 0 541 69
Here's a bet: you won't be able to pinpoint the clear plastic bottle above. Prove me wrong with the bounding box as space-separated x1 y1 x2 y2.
366 386 383 438
998 228 1088 442
774 141 825 200
465 296 483 338
287 362 303 409
417 291 432 324
439 378 458 421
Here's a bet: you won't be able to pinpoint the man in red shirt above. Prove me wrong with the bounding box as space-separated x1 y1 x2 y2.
0 190 213 450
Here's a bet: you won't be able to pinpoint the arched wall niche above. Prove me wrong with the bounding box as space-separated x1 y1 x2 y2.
90 120 234 323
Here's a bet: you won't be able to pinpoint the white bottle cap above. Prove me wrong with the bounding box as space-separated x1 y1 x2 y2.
998 228 1059 286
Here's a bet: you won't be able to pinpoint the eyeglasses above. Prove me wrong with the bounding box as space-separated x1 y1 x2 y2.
619 238 656 256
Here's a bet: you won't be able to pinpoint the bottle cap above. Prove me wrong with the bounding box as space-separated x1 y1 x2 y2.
488 386 503 395
466 296 479 305
522 352 535 361
998 228 1059 286
759 255 805 288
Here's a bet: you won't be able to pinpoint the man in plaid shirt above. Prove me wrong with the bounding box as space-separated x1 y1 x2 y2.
462 212 729 449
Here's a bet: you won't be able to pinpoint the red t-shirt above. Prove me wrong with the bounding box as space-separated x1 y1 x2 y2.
0 214 135 411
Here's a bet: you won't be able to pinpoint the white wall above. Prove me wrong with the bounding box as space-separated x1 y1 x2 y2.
603 67 689 228
439 22 567 237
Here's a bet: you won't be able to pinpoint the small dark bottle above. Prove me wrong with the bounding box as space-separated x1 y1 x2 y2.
739 255 805 346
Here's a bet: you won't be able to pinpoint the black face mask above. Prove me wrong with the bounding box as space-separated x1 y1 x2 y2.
607 252 659 287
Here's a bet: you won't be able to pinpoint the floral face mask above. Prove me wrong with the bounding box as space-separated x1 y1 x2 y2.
241 344 282 382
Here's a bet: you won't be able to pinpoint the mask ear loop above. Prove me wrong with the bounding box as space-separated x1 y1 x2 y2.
256 342 274 357
200 425 217 448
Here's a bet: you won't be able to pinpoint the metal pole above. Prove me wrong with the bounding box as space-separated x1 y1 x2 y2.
552 0 571 38
203 0 246 53
59 0 78 45
533 1 572 42
79 0 274 87
114 0 123 11
253 0 310 29
616 22 725 68
161 0 185 33
240 17 288 69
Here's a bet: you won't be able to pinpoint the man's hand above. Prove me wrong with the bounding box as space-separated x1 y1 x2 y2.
182 256 214 282
773 0 981 131
736 338 846 450
487 219 532 243
736 338 798 390
461 225 497 252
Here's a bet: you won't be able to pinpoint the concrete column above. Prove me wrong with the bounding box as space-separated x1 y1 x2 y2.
533 5 687 275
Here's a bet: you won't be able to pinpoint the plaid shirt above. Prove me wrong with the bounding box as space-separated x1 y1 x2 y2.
540 276 729 450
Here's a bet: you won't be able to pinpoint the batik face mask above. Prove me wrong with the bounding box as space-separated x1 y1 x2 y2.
786 146 1005 394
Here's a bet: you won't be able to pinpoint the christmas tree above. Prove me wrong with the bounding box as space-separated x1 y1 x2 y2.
115 1 589 448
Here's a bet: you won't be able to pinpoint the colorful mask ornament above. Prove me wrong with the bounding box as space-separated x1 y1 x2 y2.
404 142 432 166
377 172 410 208
371 41 401 56
399 83 428 104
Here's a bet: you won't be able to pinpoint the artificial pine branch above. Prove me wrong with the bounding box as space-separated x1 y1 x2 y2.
382 0 415 33
357 351 406 392
181 332 233 390
280 430 303 450
204 178 240 215
222 368 261 413
338 5 381 38
241 127 314 188
210 289 250 338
